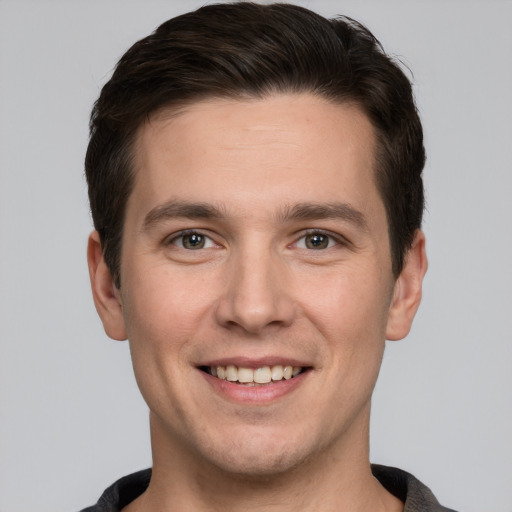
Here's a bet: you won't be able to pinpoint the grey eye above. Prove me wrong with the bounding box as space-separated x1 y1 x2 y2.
171 232 215 250
304 233 330 249
182 233 205 249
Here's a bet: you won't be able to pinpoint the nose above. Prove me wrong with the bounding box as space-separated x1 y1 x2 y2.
214 244 296 334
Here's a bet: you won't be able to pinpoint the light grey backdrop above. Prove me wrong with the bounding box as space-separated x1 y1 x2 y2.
1 1 511 511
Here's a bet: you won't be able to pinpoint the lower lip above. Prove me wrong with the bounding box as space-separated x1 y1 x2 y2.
199 369 309 404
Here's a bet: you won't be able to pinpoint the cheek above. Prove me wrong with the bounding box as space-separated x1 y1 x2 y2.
121 262 215 342
297 265 392 409
297 265 392 345
119 271 200 387
119 271 204 419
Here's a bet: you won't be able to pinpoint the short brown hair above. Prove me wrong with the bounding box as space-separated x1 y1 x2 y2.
85 2 425 287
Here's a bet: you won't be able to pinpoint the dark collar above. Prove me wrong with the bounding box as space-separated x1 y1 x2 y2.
81 464 458 512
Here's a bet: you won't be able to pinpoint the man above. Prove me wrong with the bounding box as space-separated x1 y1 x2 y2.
82 3 455 511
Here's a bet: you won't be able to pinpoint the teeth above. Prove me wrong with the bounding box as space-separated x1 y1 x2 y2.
209 364 304 384
271 365 284 381
225 365 238 382
254 366 272 384
237 367 254 383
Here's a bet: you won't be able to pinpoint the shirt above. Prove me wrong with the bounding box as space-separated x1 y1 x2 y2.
80 464 458 511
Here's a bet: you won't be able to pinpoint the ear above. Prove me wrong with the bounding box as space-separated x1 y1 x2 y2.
87 230 127 341
386 230 428 341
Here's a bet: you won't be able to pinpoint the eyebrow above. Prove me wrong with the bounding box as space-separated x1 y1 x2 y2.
142 200 227 230
277 202 369 231
142 199 368 232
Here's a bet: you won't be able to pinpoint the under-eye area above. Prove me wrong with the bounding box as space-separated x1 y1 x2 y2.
199 365 310 386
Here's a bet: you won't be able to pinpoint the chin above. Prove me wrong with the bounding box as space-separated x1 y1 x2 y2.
209 448 307 479
197 427 316 479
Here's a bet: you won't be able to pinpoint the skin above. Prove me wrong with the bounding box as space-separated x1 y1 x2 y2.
88 94 427 512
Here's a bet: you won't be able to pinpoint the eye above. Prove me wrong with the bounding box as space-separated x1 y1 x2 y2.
169 231 216 250
295 231 339 250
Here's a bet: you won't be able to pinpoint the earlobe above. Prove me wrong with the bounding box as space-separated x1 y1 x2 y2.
386 230 428 341
87 231 127 341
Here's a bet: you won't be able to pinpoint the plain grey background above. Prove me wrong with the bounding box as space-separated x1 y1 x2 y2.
1 1 511 511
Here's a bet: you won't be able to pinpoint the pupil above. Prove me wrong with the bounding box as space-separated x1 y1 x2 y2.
307 234 328 249
184 233 204 249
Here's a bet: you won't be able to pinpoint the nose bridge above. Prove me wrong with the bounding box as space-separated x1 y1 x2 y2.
216 235 294 333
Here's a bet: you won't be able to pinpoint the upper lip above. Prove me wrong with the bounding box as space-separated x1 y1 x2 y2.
196 357 312 368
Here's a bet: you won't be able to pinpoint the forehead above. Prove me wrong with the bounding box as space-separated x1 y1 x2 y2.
129 94 382 227
141 94 375 159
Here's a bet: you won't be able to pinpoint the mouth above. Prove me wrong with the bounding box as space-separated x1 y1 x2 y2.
199 364 309 386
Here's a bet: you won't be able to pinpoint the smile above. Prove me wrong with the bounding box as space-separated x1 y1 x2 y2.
202 365 306 385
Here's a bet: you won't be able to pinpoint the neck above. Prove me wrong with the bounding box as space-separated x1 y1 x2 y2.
124 409 402 512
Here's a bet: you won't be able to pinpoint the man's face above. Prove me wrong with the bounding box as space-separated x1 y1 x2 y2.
91 94 423 476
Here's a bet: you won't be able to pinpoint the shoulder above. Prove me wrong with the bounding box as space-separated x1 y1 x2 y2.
79 468 151 512
371 464 459 512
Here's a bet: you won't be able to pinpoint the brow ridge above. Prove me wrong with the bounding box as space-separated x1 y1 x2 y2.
278 202 368 231
142 199 368 231
142 200 226 230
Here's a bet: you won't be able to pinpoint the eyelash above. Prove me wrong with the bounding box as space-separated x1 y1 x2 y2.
293 229 346 250
166 229 346 251
166 230 217 250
